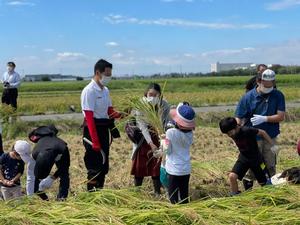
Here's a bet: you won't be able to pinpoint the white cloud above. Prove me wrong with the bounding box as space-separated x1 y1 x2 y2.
56 52 88 62
266 0 300 10
112 52 123 58
44 48 55 52
24 44 36 48
104 14 271 30
201 47 255 57
105 42 119 47
7 1 35 6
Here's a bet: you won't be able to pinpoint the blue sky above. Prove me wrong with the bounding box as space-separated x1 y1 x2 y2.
0 0 300 76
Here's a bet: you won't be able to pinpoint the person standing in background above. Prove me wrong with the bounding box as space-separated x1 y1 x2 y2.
1 62 21 109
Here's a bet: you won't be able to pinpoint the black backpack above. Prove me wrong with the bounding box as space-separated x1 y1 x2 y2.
125 117 144 144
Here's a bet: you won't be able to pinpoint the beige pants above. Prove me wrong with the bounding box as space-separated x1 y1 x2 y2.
245 138 278 181
1 185 22 201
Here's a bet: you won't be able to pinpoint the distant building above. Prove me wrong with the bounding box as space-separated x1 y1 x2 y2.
24 74 80 81
211 62 255 73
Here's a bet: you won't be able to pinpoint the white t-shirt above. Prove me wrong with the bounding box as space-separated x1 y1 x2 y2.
165 128 193 176
81 79 112 119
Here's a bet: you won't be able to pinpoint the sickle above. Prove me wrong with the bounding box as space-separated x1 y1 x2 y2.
83 137 106 165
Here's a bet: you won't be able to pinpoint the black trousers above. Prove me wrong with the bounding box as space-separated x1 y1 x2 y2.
83 121 110 190
167 174 190 204
134 176 161 194
2 88 18 109
34 150 70 200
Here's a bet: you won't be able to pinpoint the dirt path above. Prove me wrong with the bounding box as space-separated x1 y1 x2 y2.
19 102 300 122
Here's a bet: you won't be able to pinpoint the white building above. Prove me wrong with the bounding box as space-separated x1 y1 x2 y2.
211 62 255 73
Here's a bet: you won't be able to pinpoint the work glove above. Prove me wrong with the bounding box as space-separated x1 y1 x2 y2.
250 114 267 126
39 175 55 191
270 145 279 155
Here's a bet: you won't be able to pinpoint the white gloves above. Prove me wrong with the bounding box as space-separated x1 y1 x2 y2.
271 145 279 155
250 114 267 126
39 175 55 191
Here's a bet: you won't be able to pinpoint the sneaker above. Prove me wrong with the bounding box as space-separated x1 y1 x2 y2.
230 191 241 196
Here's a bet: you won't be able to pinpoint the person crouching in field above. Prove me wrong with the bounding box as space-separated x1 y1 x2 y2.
0 142 24 200
29 125 70 201
219 117 276 196
163 102 195 204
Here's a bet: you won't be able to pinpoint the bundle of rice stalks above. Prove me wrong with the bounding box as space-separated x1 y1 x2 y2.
0 185 299 225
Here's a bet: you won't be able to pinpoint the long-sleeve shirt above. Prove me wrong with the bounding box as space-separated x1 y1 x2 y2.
19 154 36 195
2 71 21 89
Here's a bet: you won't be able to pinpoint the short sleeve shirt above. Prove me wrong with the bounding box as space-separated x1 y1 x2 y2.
235 88 285 138
232 126 262 161
0 153 24 185
81 79 112 119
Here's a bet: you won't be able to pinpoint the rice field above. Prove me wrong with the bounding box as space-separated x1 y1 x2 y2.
0 75 299 224
0 120 299 224
7 74 300 115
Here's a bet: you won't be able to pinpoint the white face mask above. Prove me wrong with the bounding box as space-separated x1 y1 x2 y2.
7 67 13 73
146 96 160 105
101 75 111 86
260 85 273 94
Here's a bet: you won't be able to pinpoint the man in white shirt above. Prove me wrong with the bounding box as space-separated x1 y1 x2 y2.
81 59 123 191
1 62 21 109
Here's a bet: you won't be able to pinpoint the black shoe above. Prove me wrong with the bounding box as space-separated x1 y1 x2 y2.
242 179 253 190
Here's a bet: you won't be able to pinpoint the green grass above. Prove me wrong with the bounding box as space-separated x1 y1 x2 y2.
8 74 300 93
6 74 300 115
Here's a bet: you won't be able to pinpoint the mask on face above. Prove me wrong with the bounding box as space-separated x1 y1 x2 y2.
7 67 13 73
146 96 160 105
101 75 111 86
260 85 273 94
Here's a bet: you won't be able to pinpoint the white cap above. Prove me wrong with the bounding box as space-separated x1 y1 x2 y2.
261 69 275 81
14 140 31 155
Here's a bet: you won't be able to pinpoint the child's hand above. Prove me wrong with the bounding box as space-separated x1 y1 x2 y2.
153 149 163 158
2 180 13 186
7 180 14 186
149 142 158 151
160 134 166 139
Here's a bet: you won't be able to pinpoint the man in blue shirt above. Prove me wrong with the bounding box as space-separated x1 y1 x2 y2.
235 69 285 189
1 61 21 109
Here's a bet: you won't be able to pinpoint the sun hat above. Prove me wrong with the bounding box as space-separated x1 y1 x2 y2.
170 103 195 130
14 140 31 155
261 69 275 81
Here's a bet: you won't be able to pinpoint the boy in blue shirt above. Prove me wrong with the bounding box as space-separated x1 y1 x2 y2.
0 144 24 200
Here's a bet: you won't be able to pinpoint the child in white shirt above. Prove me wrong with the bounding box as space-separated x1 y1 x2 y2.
163 102 195 204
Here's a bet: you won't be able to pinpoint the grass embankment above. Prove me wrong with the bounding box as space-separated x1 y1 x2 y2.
3 74 300 115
